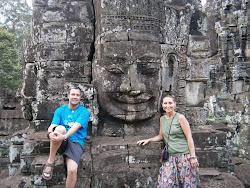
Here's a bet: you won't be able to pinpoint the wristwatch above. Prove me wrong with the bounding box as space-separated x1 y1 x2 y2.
191 156 197 159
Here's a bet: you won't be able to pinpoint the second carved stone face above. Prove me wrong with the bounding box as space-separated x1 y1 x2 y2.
93 40 161 122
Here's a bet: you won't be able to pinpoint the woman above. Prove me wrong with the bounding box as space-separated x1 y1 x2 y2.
137 95 198 187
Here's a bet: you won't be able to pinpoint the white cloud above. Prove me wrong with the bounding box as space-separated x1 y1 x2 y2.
26 0 32 8
201 0 207 6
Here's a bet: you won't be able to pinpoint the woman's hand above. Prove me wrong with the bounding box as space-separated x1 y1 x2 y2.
190 157 199 168
137 139 150 146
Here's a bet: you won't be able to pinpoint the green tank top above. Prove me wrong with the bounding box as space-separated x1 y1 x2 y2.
161 113 190 156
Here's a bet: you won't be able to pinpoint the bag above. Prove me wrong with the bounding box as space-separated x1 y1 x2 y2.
161 146 169 161
161 113 177 162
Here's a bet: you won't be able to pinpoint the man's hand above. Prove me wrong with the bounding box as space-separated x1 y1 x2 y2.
49 132 64 142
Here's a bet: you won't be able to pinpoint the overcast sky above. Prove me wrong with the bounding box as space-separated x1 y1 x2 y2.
26 0 32 7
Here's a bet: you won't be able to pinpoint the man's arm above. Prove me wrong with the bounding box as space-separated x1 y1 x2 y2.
63 108 89 139
64 122 82 139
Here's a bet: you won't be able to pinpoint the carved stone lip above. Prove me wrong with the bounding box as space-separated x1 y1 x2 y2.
113 93 152 104
121 103 147 112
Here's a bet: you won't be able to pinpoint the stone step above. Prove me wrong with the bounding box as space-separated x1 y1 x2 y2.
22 131 50 156
192 129 227 150
231 157 250 187
198 168 245 188
20 130 230 172
196 150 229 168
0 175 31 188
30 155 66 187
16 131 231 187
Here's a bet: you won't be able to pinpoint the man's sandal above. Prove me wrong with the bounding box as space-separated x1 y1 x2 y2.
42 162 54 180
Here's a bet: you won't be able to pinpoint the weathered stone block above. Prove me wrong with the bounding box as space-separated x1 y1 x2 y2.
125 136 162 165
30 155 66 186
42 10 67 22
196 150 229 168
66 1 94 23
66 23 94 43
33 0 48 7
47 0 67 9
21 63 37 98
232 80 244 94
9 162 21 176
0 157 9 168
193 130 227 150
185 107 208 127
231 157 250 188
91 137 128 171
0 175 32 188
64 61 92 80
0 119 30 134
20 156 36 174
38 42 92 61
40 61 64 70
1 110 23 119
198 168 245 188
77 143 92 178
22 131 50 156
126 166 159 188
187 35 210 58
91 136 162 187
161 5 191 46
186 58 210 81
9 144 23 163
33 120 53 131
10 132 29 145
75 177 91 188
41 24 67 43
186 81 205 107
65 43 92 61
32 102 57 121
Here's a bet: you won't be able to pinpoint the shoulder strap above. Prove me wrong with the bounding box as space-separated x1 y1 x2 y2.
166 113 177 149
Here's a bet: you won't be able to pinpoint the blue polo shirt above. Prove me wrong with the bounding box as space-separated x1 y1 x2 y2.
51 104 89 147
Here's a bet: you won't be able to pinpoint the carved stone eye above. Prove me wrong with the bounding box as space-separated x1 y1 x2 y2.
141 68 158 75
107 67 124 74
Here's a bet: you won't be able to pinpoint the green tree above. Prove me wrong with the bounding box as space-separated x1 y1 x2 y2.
0 26 21 90
0 0 32 91
0 0 32 60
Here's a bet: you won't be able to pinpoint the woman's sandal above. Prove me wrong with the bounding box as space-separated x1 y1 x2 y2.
42 162 54 180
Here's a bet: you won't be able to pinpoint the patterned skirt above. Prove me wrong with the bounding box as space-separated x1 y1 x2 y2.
157 153 197 188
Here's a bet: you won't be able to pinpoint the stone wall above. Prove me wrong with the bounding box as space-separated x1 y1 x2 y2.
0 89 30 175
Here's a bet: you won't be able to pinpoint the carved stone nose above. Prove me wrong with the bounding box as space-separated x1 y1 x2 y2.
120 77 146 94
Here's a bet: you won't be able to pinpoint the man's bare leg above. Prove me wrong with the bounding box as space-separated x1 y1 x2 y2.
65 157 78 188
43 126 66 178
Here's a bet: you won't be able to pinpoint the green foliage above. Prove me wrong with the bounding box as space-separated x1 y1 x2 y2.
0 26 21 90
0 0 32 91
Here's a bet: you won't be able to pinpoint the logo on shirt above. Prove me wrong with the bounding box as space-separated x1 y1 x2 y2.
66 115 74 128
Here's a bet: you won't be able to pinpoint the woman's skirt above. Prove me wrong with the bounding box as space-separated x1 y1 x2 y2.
157 153 197 188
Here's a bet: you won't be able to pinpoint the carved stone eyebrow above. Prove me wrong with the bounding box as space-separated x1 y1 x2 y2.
136 53 160 63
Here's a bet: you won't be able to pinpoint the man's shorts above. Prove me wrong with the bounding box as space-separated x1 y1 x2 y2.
59 139 84 165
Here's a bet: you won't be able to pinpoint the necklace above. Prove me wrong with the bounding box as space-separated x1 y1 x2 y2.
165 112 176 119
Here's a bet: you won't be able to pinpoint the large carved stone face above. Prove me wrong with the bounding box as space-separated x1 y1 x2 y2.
94 40 161 122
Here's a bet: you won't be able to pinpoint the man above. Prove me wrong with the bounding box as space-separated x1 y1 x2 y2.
42 87 89 188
